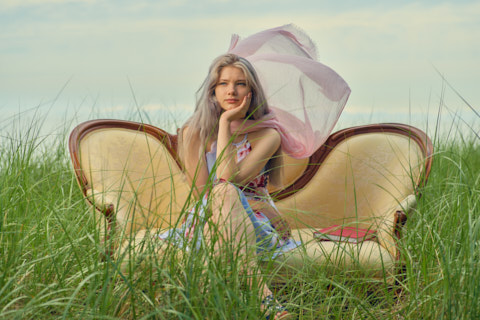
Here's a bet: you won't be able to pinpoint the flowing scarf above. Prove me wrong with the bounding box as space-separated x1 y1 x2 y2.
228 24 351 159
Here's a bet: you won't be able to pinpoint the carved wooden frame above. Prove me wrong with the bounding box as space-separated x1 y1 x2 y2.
70 120 433 198
69 120 434 263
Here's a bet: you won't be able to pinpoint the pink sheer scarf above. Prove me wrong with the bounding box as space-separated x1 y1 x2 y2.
228 24 351 159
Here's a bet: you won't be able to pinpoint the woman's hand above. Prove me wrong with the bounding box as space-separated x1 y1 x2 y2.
252 201 291 240
219 93 251 123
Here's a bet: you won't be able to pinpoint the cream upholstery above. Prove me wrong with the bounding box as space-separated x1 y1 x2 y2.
77 127 190 244
277 133 423 229
69 120 432 279
268 152 308 194
266 133 426 279
271 229 395 279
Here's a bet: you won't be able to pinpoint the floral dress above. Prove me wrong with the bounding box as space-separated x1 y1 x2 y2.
158 133 299 259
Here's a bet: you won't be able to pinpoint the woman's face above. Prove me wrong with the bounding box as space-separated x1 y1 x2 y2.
214 66 251 113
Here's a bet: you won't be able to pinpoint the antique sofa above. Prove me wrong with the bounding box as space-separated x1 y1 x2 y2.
69 120 433 281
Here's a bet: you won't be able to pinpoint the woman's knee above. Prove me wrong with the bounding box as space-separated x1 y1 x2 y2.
210 181 244 219
212 180 239 198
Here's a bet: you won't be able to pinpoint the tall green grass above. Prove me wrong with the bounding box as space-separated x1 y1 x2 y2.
0 109 479 319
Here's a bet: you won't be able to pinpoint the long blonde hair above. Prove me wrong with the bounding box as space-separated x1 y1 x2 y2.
179 53 282 185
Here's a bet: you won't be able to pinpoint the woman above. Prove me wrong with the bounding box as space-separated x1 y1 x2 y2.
162 53 295 319
161 25 351 319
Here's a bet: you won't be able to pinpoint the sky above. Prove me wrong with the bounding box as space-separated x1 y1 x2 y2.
1 0 479 135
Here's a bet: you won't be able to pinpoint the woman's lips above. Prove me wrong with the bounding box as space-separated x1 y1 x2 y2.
225 99 238 103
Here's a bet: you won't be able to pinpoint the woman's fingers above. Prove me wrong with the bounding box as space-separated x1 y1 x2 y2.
222 92 252 121
232 92 251 117
239 92 251 110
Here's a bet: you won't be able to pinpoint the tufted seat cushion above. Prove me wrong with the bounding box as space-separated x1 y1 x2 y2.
264 228 396 282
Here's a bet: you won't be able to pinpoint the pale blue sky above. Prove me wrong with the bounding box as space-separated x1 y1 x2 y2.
1 0 479 134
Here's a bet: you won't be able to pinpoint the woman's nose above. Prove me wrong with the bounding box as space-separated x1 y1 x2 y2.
227 84 236 95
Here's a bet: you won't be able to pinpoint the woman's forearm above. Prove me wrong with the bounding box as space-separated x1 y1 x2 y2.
215 117 239 181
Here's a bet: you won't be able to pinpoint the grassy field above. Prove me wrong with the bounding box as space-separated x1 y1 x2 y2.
0 111 479 319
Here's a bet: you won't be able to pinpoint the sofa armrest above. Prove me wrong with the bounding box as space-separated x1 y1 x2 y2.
376 194 417 259
394 193 416 230
117 228 172 275
85 188 115 217
84 188 119 258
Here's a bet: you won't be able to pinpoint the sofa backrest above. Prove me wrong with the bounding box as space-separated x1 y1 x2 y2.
275 126 433 229
70 121 432 239
69 120 190 235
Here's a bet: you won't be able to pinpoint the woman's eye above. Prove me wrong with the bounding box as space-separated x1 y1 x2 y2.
237 82 247 86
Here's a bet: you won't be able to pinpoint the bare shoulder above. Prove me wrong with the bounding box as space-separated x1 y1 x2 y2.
179 126 199 153
181 125 194 137
182 125 215 152
248 128 281 146
181 126 200 143
249 127 280 139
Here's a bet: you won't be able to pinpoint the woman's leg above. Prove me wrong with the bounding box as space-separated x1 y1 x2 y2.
207 182 274 299
204 182 290 319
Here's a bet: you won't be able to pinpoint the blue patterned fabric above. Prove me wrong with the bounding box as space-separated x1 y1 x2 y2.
158 135 299 259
